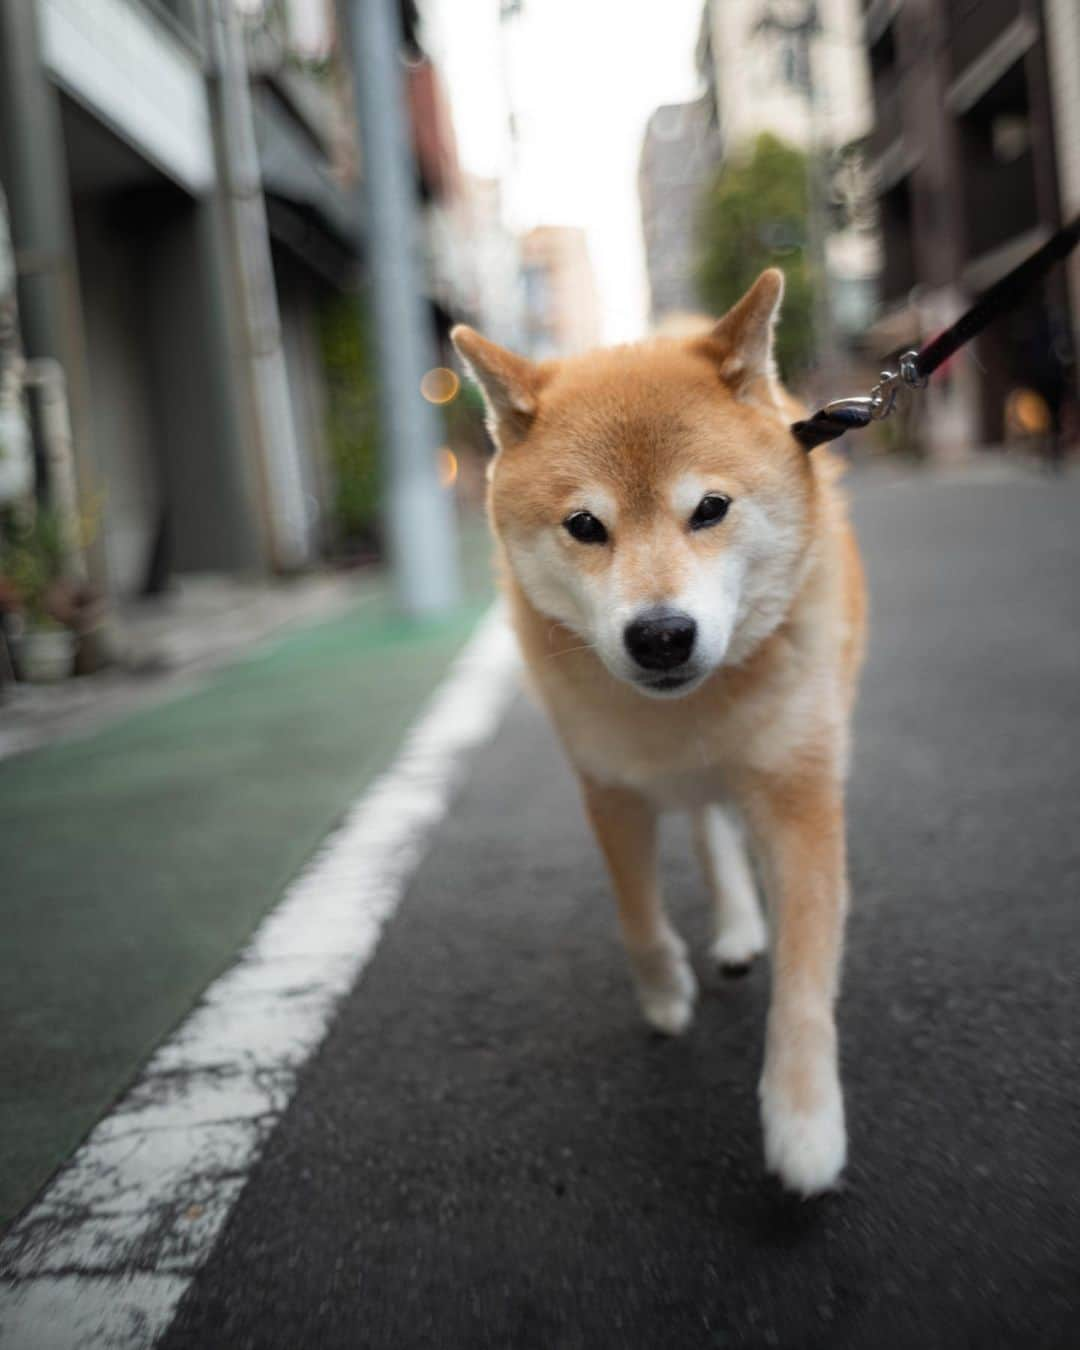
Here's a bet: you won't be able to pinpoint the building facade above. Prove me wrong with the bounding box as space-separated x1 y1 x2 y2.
697 0 880 344
864 0 1076 451
638 98 723 324
521 226 602 358
703 0 873 155
0 0 363 613
454 177 525 351
1034 0 1079 431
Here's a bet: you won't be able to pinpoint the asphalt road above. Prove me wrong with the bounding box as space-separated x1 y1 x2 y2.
162 466 1080 1350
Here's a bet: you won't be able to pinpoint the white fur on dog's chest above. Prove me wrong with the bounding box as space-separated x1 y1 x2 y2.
548 641 839 788
553 679 830 809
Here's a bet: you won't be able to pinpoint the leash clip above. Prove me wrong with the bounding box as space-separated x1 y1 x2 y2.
866 349 925 421
820 394 877 420
794 349 931 448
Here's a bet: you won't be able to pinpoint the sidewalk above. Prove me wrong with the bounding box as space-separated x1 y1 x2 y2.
0 520 494 1231
1 571 362 762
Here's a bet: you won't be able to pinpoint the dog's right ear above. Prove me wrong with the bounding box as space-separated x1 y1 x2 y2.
693 269 785 413
451 326 545 450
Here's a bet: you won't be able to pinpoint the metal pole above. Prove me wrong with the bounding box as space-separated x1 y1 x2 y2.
204 0 310 572
339 0 460 618
801 23 835 381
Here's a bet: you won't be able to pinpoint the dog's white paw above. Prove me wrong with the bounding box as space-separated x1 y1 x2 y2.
629 937 697 1036
711 909 768 976
639 976 697 1035
760 1071 846 1197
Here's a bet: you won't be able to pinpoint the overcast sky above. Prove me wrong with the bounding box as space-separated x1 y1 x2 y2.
428 0 706 343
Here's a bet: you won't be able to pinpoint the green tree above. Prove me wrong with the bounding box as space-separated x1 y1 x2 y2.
318 294 381 551
695 132 814 381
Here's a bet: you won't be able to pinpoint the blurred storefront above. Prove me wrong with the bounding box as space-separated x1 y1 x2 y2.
0 0 366 610
0 0 497 638
863 0 1077 454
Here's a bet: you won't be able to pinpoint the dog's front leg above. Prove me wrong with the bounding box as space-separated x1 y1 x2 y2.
581 777 697 1036
744 769 849 1196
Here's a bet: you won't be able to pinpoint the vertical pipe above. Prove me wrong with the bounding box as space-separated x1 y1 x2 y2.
204 0 311 571
1041 0 1080 403
799 18 835 383
339 0 460 618
0 0 107 594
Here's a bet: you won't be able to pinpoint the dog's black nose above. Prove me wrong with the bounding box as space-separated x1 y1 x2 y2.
624 610 697 671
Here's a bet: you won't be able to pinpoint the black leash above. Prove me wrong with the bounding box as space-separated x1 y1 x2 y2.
791 213 1080 450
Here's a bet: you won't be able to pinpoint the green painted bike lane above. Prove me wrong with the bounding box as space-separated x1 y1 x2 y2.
0 531 494 1230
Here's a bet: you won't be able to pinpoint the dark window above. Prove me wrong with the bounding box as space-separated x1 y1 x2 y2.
955 60 1039 261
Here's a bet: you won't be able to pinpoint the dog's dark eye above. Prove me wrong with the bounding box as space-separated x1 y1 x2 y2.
563 511 608 545
689 494 731 530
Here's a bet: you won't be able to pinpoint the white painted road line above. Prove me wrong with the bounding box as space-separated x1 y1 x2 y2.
0 608 520 1350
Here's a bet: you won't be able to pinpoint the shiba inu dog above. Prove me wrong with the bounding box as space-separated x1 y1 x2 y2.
452 269 866 1196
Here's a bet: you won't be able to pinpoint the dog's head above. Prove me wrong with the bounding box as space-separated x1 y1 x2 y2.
453 270 818 699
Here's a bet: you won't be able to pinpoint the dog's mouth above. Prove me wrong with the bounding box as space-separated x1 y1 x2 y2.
633 669 706 698
646 675 692 692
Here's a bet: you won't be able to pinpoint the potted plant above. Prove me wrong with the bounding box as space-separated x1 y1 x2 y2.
0 506 78 682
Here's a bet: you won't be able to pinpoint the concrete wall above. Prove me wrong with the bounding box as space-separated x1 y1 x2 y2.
145 196 266 577
61 78 267 595
70 196 161 595
72 187 267 591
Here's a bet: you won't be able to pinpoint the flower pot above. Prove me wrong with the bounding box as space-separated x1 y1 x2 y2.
15 627 76 683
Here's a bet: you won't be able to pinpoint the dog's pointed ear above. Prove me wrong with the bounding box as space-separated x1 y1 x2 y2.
694 269 785 409
451 326 546 450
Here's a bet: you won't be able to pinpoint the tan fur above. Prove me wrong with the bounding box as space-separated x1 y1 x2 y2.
453 270 867 1195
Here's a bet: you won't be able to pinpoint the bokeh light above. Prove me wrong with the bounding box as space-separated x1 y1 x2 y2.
438 447 459 487
420 368 460 404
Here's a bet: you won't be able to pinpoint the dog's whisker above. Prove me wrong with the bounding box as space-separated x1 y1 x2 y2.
545 641 598 662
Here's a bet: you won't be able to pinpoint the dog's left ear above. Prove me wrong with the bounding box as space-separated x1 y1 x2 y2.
694 268 785 410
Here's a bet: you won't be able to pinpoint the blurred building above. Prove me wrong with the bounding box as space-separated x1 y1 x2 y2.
696 0 880 341
638 98 723 324
405 27 471 344
703 0 872 154
1044 0 1080 377
0 0 365 606
521 226 602 358
416 0 525 352
453 177 524 349
0 0 480 626
863 0 1077 451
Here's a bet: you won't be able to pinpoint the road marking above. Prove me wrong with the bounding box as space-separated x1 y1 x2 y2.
0 608 520 1349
